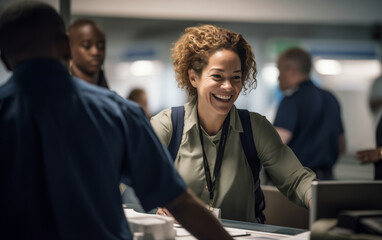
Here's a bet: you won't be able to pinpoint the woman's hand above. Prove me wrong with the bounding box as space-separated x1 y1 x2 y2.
156 207 179 224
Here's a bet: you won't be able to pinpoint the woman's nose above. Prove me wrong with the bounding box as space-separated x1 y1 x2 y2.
221 79 233 90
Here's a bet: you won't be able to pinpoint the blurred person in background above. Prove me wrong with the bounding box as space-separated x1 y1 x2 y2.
127 88 150 119
151 25 316 223
274 47 345 180
68 18 109 88
355 115 382 180
369 74 382 122
356 74 382 180
0 2 233 239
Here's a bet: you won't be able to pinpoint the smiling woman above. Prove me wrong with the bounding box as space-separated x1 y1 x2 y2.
188 49 243 134
150 25 317 223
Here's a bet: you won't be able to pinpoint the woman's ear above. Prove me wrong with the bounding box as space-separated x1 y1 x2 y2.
188 69 198 88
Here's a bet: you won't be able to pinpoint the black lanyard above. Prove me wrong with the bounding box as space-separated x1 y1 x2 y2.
197 111 230 207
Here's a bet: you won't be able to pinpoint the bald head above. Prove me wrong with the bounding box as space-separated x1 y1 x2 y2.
0 1 70 70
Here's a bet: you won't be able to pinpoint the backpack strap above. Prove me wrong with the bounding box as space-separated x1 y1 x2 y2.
168 106 185 160
237 109 266 224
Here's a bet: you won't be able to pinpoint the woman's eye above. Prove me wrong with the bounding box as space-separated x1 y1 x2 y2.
232 76 241 82
211 74 222 79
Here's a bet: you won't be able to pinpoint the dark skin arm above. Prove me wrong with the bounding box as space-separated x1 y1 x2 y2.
356 147 382 164
164 189 233 240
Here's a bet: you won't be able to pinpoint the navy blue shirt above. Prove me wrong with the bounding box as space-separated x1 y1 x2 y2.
0 59 187 239
274 80 344 171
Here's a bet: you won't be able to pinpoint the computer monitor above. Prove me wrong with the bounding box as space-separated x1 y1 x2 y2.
310 180 382 227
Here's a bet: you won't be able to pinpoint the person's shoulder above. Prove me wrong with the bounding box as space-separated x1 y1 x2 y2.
72 77 141 113
73 77 111 96
236 108 268 125
247 111 269 124
246 110 264 119
322 88 337 99
319 87 341 105
150 107 173 142
151 100 192 123
73 77 118 102
151 108 172 123
244 110 277 139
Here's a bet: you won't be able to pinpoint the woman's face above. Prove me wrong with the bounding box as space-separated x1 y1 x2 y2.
70 24 105 76
190 49 242 118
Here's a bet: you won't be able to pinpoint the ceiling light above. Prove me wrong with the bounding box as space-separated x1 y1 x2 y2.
314 59 342 75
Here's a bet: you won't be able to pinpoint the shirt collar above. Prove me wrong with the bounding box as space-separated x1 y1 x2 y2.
282 79 312 96
183 97 243 134
12 58 73 93
282 86 299 96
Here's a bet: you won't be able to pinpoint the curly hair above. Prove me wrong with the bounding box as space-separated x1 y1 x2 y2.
171 25 257 97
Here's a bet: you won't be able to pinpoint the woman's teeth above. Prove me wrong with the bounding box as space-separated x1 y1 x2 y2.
214 94 231 100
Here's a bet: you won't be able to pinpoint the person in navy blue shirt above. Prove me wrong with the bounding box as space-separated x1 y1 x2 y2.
356 115 382 180
273 48 345 180
355 75 382 180
0 2 232 239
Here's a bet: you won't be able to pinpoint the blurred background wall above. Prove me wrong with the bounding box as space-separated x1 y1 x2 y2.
1 0 381 180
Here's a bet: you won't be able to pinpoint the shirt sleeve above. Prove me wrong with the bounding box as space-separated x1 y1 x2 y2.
120 103 187 211
274 97 297 132
251 113 316 208
150 108 173 146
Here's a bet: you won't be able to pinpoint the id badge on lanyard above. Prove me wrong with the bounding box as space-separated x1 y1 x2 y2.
207 202 221 219
198 111 230 221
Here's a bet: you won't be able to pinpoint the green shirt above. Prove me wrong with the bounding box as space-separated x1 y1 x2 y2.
151 98 316 222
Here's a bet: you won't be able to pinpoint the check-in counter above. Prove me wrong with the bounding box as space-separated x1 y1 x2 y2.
123 203 308 239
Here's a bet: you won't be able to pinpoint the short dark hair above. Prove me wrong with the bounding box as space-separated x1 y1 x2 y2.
0 1 66 57
279 47 312 74
127 88 145 102
67 18 105 40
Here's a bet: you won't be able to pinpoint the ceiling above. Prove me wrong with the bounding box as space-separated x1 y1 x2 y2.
1 0 381 26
